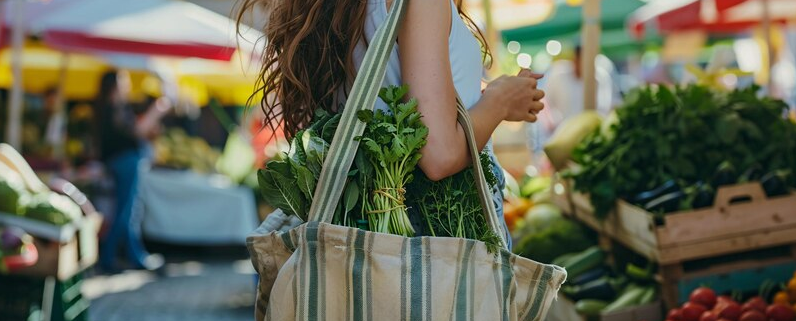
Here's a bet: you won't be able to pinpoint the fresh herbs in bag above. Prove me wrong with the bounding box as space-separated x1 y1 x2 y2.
408 152 503 252
356 85 429 237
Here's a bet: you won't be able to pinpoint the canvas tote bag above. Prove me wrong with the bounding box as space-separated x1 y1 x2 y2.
247 0 567 319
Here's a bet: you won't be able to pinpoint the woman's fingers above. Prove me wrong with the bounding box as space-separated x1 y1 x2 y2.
525 112 538 123
517 68 545 79
533 89 545 101
529 101 545 114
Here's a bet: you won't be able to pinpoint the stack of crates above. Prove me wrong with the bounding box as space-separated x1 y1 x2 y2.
0 273 88 321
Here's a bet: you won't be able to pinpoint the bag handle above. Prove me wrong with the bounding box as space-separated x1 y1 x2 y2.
307 0 507 250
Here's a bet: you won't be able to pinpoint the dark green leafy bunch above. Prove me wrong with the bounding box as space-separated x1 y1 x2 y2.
356 85 429 237
567 84 796 219
257 109 361 222
407 152 502 252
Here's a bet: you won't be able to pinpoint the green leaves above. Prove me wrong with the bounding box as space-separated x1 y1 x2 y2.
569 83 796 219
258 160 307 220
358 85 429 236
407 151 501 251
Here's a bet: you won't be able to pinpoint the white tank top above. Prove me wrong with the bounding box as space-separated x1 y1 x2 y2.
352 0 484 112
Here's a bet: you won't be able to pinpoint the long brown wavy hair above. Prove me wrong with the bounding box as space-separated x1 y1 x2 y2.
238 0 491 139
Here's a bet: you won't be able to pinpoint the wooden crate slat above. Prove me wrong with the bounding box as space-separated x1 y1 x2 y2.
657 185 796 247
658 226 796 264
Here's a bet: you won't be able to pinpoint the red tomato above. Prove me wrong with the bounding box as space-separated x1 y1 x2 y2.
667 308 683 321
682 302 709 321
716 301 741 321
738 310 766 321
699 311 718 321
766 303 796 321
690 287 718 309
741 297 766 313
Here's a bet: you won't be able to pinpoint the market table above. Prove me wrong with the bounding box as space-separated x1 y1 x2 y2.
138 169 259 245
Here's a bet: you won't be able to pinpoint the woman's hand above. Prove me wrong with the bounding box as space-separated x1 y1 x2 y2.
482 69 546 123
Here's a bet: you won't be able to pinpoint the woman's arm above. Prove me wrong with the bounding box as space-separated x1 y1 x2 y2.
398 0 544 181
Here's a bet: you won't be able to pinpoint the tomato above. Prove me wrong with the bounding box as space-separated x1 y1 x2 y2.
738 310 766 321
690 287 718 309
716 301 741 321
766 303 796 321
682 302 708 321
741 297 766 313
699 311 717 321
667 308 683 321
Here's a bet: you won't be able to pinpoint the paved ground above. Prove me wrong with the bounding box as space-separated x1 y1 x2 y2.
83 245 256 321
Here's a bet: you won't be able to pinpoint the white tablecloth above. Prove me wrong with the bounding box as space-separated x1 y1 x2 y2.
139 169 259 245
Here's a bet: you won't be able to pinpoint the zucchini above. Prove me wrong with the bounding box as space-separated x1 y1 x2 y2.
563 247 605 279
602 285 646 313
571 267 608 286
643 191 685 213
565 277 617 301
575 299 609 316
552 253 578 267
637 287 656 305
630 180 679 205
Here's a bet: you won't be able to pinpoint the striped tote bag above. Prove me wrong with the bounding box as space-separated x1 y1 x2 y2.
247 0 567 319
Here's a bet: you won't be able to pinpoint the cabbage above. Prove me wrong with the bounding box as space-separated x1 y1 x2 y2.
524 204 563 232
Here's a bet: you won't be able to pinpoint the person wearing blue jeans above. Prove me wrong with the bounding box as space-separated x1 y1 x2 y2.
96 70 169 271
102 149 150 269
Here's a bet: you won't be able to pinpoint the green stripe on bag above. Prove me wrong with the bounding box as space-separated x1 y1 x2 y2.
455 241 475 321
352 229 367 321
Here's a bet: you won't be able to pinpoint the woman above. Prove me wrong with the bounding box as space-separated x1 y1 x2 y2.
239 0 545 245
95 70 168 270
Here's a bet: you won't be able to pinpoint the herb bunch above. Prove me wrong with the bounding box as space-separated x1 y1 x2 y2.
408 152 503 251
356 85 429 237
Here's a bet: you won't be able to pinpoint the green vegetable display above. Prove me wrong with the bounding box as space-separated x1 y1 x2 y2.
568 84 796 219
23 193 82 226
0 172 27 215
513 218 595 263
407 152 502 251
356 86 428 236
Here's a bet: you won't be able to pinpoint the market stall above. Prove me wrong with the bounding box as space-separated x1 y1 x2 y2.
137 128 259 245
504 76 796 321
0 143 99 321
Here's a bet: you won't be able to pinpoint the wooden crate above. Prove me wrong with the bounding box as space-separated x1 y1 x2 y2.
565 182 796 265
560 181 796 308
11 213 101 280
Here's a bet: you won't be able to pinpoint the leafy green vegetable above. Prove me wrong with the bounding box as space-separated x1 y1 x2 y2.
408 152 502 252
357 85 429 236
257 109 357 222
567 84 796 219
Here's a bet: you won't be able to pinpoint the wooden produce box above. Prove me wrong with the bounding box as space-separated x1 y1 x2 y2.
547 295 662 321
2 212 102 280
565 182 796 265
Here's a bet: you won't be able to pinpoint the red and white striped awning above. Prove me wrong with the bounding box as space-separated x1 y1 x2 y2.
629 0 796 39
1 0 263 61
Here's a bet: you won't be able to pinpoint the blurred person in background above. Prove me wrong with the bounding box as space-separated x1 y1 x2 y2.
95 69 169 271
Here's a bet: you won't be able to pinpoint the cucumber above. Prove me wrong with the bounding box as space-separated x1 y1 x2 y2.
565 276 617 301
637 287 656 305
575 299 609 316
562 247 605 279
571 267 608 286
602 285 646 313
552 253 578 267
